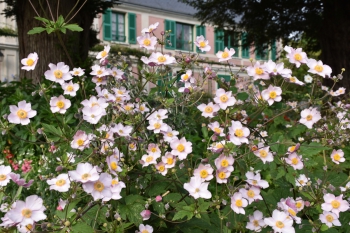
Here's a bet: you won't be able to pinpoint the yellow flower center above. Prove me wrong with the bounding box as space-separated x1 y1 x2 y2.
288 208 296 216
55 179 66 186
314 65 324 72
195 188 200 193
290 77 296 82
125 105 132 111
150 148 157 153
26 58 34 66
295 202 302 209
221 51 229 58
221 159 228 167
259 150 268 158
255 68 263 75
157 56 167 63
291 157 299 165
167 132 173 137
275 221 284 228
235 129 244 137
74 71 80 75
326 214 334 222
110 161 118 170
331 200 340 209
158 165 165 172
235 199 243 207
200 170 208 178
139 106 145 111
182 74 189 81
306 115 313 121
216 143 224 149
269 91 277 99
218 171 226 179
294 53 302 61
214 128 221 134
220 94 228 102
253 220 259 227
54 70 63 79
177 144 185 152
97 77 103 82
56 101 65 109
143 39 151 46
288 146 296 152
111 179 119 185
252 180 258 185
247 189 255 198
167 157 173 165
0 174 7 181
21 208 32 218
199 41 206 48
26 224 33 231
97 70 103 75
129 143 135 149
142 230 149 233
101 50 107 57
94 181 104 192
154 122 161 129
81 173 91 180
66 85 74 92
204 106 213 113
145 156 153 163
77 139 84 146
333 154 341 161
17 109 28 119
299 180 304 185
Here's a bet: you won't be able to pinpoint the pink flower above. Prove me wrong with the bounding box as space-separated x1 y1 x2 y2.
284 46 308 68
155 195 162 202
246 61 269 80
321 193 349 216
44 62 72 84
50 95 71 114
8 100 37 125
140 210 151 220
9 173 33 188
330 149 345 164
137 33 158 50
0 165 12 186
261 85 282 106
216 47 235 62
194 35 211 52
170 137 192 160
285 153 304 170
96 45 110 63
183 176 212 199
230 192 248 214
307 58 332 78
47 174 70 192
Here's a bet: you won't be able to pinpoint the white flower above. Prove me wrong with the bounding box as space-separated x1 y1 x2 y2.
285 153 304 170
61 81 79 96
148 52 177 65
147 119 168 133
96 45 110 63
50 95 71 114
21 52 38 71
197 102 220 118
83 173 112 201
245 171 269 189
138 224 154 233
0 165 12 186
216 47 235 62
299 107 321 129
330 149 345 164
246 61 269 80
137 33 157 50
70 67 85 76
295 174 310 187
194 35 211 52
230 192 248 214
183 176 212 199
44 62 72 84
141 153 160 167
261 85 282 106
319 211 341 228
141 22 159 33
90 64 109 77
304 74 313 83
284 46 308 68
162 152 176 169
246 210 266 232
8 100 37 125
239 186 263 204
68 162 99 183
321 193 349 216
170 137 192 160
307 58 332 78
286 76 305 86
193 164 214 182
253 143 273 164
46 174 70 192
229 120 250 145
213 88 236 110
264 209 295 233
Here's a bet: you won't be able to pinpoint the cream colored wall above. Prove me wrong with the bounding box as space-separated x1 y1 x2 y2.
0 2 19 82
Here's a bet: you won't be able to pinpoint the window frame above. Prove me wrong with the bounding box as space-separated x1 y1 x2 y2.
165 20 194 52
214 30 239 57
111 11 126 42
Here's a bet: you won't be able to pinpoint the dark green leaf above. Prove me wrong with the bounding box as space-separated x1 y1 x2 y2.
27 27 46 35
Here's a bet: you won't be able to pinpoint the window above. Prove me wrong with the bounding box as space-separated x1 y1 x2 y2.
241 33 250 59
217 74 231 89
214 30 239 57
255 44 268 60
103 9 136 44
165 20 193 51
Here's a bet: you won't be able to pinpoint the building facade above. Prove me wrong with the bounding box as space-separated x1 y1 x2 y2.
0 2 19 83
96 0 278 93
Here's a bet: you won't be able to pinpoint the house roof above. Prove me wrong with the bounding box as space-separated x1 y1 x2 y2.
118 0 197 16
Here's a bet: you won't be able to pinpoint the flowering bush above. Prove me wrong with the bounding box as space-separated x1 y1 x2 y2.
0 21 350 233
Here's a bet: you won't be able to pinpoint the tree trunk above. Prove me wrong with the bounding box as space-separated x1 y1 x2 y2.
16 0 94 83
320 0 350 89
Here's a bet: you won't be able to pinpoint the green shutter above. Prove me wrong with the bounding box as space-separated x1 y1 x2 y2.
241 33 249 58
256 45 268 60
103 9 112 41
165 20 176 49
232 32 239 57
196 25 206 53
215 30 224 53
271 40 276 61
128 13 136 44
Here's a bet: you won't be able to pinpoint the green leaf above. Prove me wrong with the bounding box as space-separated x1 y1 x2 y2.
64 24 83 32
173 210 193 221
71 221 94 233
34 16 50 24
236 92 249 101
42 123 63 136
56 15 65 27
60 27 67 34
125 194 144 205
197 199 210 212
27 27 46 35
300 142 330 157
201 126 208 139
46 27 55 34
